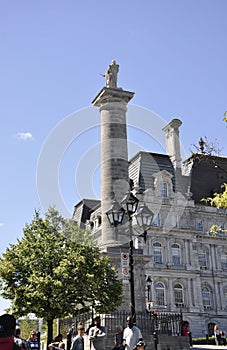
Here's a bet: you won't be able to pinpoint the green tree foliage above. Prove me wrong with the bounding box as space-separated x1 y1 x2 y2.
223 111 227 123
0 207 123 346
203 183 227 209
202 114 227 210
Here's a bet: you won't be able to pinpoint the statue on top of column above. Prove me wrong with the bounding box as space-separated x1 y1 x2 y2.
103 60 119 88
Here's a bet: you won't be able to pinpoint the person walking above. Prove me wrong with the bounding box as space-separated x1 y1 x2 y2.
0 313 22 350
14 326 30 350
122 316 143 350
214 324 221 346
88 316 106 350
27 330 40 350
112 326 124 350
70 322 85 350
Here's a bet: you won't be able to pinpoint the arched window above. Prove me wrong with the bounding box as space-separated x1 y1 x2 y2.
208 322 215 337
174 283 183 306
224 288 227 308
155 282 165 306
153 242 162 264
202 286 212 309
171 243 181 265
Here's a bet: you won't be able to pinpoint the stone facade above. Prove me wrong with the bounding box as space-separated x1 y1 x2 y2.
72 63 227 338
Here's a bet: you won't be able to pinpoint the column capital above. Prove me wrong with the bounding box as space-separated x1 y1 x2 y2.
92 87 134 107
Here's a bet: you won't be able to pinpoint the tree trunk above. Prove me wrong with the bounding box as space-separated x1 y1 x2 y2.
47 318 54 350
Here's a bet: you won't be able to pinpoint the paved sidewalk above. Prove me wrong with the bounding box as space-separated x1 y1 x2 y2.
192 346 227 349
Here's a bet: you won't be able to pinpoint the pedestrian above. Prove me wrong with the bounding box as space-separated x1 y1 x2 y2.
70 322 85 350
67 323 77 350
48 341 65 349
14 326 30 350
27 330 40 350
112 326 124 350
0 313 22 350
88 315 106 350
52 334 63 346
135 340 146 350
214 324 221 346
122 316 143 350
220 330 226 346
181 321 192 346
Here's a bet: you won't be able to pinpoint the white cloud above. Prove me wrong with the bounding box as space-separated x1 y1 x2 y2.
17 132 33 141
0 223 4 227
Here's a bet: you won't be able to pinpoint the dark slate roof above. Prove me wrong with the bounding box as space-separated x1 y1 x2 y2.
183 153 227 204
72 199 100 227
72 153 227 227
128 151 181 193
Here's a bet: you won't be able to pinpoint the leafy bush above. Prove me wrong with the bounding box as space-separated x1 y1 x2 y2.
192 337 215 345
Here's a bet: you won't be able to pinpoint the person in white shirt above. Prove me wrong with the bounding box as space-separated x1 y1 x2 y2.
88 316 106 350
123 316 143 350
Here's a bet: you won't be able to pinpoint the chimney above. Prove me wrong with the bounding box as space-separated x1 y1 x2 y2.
162 118 182 172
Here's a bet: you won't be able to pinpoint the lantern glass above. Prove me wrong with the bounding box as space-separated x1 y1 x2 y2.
106 200 125 226
135 204 154 228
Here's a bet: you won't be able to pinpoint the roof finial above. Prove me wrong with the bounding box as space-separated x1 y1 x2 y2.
199 137 205 153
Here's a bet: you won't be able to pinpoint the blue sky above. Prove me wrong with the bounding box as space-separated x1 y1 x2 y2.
1 0 227 314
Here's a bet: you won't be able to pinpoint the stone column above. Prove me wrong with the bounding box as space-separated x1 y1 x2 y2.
92 87 134 248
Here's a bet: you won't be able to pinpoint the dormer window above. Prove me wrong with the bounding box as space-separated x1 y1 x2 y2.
161 183 168 198
153 170 174 198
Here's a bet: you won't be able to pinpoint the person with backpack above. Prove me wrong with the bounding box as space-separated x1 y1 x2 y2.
0 313 22 350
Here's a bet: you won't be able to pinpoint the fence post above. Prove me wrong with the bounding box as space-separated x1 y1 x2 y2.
153 331 158 350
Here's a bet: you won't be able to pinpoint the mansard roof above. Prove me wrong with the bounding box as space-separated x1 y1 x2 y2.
72 199 100 227
182 153 227 204
128 151 181 193
72 152 227 225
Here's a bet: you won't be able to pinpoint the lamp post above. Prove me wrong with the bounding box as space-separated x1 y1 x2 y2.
106 192 154 321
146 276 152 312
146 276 152 301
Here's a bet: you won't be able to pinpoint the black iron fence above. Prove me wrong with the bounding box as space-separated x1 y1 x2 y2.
59 310 183 338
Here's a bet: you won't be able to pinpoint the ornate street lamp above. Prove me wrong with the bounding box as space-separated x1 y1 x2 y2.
122 191 139 219
122 192 139 320
135 203 154 242
135 203 154 227
106 193 153 322
106 199 125 226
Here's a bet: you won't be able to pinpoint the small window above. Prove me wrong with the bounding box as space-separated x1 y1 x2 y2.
161 183 168 198
174 283 183 305
153 242 162 264
218 224 226 236
155 282 165 306
202 286 212 308
171 243 181 265
198 249 207 269
197 220 204 232
90 222 94 230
